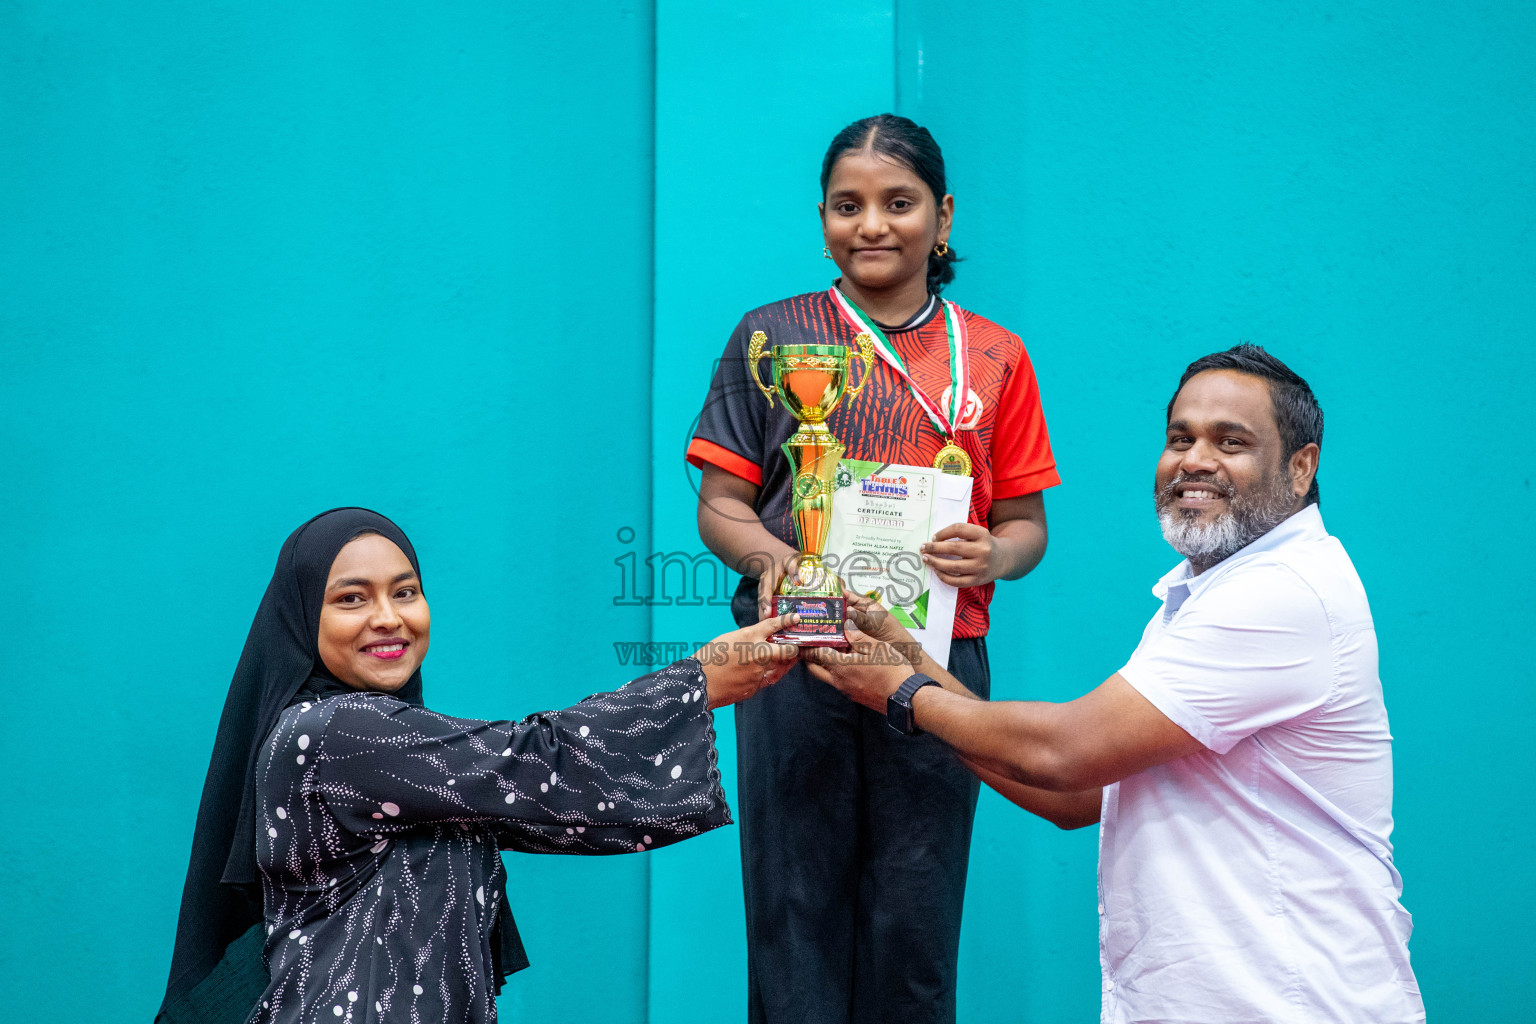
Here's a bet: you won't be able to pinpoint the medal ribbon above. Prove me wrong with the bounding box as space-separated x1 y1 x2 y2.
829 285 969 438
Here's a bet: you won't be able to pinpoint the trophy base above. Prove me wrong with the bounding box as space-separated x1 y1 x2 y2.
771 594 849 648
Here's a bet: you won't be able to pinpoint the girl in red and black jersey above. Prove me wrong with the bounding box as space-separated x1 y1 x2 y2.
688 114 1059 1024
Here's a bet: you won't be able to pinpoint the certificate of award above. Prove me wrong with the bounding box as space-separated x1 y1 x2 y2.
822 460 975 669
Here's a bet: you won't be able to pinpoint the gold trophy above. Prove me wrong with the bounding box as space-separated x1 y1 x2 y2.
749 332 874 646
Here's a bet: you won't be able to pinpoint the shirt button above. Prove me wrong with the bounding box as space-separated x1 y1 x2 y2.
1103 978 1115 992
1097 903 1105 915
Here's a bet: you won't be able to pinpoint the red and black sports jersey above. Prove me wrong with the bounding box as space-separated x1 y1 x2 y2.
688 289 1059 638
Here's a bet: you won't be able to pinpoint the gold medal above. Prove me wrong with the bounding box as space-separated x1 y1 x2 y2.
933 441 972 476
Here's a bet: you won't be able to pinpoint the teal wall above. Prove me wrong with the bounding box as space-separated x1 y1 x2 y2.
2 4 658 1021
4 2 1532 1021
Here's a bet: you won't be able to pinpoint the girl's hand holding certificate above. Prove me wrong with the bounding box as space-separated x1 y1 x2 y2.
921 522 1006 587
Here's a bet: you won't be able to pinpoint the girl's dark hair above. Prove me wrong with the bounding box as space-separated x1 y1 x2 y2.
820 113 959 295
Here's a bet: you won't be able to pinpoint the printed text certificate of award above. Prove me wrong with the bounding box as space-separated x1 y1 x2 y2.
823 461 974 669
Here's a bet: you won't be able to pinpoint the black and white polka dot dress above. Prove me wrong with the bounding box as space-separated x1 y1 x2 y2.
246 659 727 1023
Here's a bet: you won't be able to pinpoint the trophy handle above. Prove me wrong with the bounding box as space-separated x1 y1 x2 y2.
843 332 876 400
747 330 776 406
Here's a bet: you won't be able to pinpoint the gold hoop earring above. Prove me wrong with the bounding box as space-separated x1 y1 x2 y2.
933 240 950 257
823 244 833 260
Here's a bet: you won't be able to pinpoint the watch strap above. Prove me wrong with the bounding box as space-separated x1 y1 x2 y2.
887 673 939 735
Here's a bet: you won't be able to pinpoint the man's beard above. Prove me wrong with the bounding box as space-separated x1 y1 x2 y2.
1155 467 1298 572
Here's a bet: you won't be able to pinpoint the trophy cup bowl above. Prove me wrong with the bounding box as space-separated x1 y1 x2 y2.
748 335 874 646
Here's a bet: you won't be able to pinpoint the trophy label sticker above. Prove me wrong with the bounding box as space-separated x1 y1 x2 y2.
775 595 846 644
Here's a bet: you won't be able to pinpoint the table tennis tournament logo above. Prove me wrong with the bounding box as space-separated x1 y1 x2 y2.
795 600 833 619
860 473 910 498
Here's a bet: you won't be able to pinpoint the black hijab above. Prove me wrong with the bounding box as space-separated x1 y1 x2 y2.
158 508 524 1023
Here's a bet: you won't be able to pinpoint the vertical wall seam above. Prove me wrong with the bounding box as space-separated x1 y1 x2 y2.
642 1 658 1020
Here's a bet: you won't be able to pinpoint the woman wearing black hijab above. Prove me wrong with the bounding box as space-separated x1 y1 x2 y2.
159 508 796 1024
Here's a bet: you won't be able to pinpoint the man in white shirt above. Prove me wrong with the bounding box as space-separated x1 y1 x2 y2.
808 344 1423 1023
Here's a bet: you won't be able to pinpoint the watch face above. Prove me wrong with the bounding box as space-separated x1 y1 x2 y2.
886 695 916 735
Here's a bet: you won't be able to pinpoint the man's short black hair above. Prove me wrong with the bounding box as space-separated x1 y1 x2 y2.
1167 344 1324 505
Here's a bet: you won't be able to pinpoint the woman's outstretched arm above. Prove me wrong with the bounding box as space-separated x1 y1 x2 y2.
282 618 796 856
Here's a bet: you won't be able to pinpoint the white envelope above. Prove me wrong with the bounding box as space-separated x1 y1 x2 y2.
905 471 973 670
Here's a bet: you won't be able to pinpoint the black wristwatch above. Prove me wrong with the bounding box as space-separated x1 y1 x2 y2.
887 673 940 735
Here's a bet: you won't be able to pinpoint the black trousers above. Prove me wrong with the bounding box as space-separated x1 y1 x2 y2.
733 587 991 1024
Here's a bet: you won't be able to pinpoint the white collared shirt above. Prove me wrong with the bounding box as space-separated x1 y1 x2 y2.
1104 505 1423 1023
